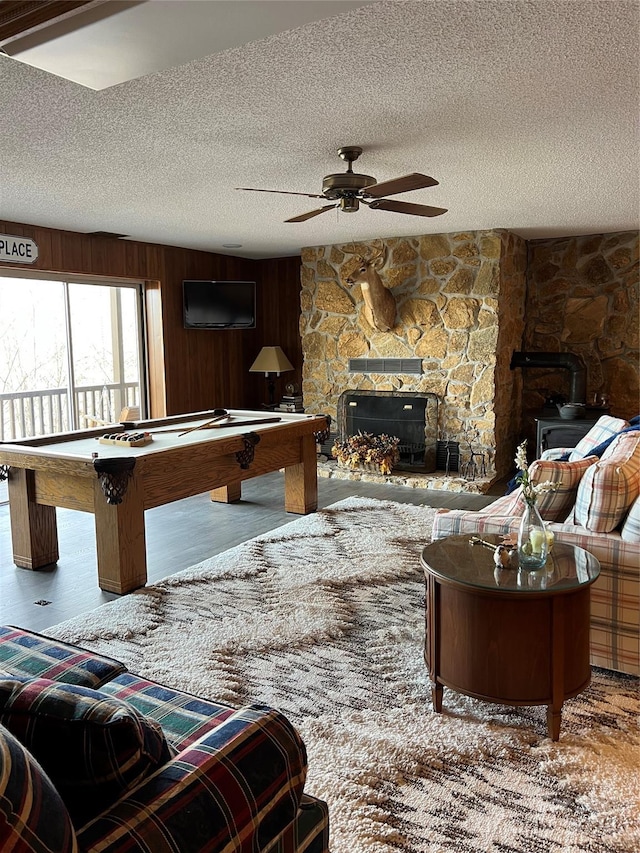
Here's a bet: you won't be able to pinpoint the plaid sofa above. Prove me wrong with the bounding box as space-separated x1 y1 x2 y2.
0 626 329 853
431 492 640 677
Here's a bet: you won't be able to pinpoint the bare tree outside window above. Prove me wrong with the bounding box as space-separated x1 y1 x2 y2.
0 278 67 393
0 275 146 442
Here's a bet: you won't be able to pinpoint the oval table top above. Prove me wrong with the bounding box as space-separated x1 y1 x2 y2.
421 534 600 595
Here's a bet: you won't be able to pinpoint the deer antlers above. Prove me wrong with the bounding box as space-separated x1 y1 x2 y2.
343 239 387 266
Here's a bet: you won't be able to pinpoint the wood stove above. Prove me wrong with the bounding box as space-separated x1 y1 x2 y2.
535 413 608 457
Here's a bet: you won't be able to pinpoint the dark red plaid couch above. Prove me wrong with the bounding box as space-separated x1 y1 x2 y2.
0 626 329 853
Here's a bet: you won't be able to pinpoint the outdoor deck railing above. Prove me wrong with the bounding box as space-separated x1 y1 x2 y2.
0 383 140 442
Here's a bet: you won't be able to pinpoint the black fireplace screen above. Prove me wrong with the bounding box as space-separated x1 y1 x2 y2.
337 390 438 472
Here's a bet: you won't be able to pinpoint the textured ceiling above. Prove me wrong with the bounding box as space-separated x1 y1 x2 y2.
1 0 638 259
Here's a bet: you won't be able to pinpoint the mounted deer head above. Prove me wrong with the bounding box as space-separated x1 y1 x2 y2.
344 241 396 332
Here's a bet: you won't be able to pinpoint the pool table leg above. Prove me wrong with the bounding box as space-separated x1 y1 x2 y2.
284 433 318 514
8 468 59 569
93 475 147 594
210 483 242 503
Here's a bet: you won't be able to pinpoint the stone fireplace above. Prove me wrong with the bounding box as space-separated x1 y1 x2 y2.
300 229 528 483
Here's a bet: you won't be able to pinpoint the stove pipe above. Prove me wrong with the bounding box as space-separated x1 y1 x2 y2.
510 351 587 404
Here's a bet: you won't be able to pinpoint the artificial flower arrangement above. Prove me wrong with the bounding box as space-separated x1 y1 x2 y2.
332 431 401 475
513 440 559 506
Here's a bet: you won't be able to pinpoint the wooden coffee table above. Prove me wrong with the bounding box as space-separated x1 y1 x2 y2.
421 534 600 740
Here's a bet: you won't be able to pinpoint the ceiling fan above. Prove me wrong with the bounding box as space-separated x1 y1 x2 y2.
236 146 448 223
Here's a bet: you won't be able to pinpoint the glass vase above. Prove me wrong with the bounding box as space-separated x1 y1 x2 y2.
518 501 549 570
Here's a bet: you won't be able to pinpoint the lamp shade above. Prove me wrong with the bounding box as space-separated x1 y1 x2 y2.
249 346 294 375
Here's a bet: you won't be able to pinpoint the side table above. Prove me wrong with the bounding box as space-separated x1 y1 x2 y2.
421 535 600 740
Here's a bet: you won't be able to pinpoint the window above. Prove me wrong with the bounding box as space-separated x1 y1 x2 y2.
0 275 146 441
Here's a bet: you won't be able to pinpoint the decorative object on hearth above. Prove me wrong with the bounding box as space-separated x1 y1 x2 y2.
460 429 487 481
48 497 640 853
236 146 447 222
249 346 294 405
332 431 400 474
513 440 559 569
436 438 460 474
461 449 486 481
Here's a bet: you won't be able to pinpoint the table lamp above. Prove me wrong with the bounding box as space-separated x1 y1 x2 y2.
249 346 294 405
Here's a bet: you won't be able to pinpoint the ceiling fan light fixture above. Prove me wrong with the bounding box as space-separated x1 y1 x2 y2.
340 197 359 213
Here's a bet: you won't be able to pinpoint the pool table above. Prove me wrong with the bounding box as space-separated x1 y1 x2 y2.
0 409 329 594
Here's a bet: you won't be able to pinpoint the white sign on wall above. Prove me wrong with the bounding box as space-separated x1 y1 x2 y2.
0 234 39 264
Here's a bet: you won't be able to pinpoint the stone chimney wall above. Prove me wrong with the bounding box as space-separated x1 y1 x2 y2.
493 230 529 475
300 229 527 480
523 231 639 419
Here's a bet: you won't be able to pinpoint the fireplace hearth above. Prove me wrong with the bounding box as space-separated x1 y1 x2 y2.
337 390 438 472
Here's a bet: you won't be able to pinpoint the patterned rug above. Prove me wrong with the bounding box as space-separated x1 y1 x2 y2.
48 497 640 853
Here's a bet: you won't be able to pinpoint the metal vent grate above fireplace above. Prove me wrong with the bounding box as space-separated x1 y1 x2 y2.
348 358 423 374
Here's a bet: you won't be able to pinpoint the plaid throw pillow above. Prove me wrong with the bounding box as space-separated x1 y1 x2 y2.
621 495 640 543
0 676 175 828
574 432 640 532
0 723 78 852
568 415 629 461
503 456 598 522
528 456 599 521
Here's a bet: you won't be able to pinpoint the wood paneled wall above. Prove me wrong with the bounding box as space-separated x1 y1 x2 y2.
254 256 304 402
0 220 303 416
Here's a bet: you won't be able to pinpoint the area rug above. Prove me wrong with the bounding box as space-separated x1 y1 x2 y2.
48 497 639 853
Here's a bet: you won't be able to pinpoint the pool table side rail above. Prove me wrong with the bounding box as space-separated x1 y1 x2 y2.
0 409 325 446
0 413 327 465
0 414 328 514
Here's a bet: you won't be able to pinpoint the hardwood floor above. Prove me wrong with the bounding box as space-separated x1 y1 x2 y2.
0 472 498 633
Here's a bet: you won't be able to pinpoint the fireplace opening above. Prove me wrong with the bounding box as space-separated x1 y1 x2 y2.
337 390 438 472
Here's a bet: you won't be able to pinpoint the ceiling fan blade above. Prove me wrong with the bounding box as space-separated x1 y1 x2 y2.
363 173 439 198
285 204 337 223
363 172 438 198
368 199 448 217
236 187 326 199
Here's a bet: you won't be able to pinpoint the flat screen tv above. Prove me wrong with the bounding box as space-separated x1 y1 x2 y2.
183 280 256 329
